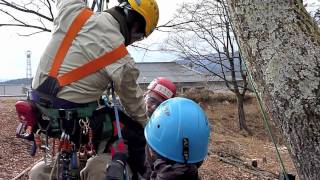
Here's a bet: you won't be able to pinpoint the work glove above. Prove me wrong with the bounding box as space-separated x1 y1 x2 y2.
110 138 128 165
106 160 126 180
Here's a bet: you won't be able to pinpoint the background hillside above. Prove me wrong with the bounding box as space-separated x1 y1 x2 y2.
175 52 244 78
0 78 32 85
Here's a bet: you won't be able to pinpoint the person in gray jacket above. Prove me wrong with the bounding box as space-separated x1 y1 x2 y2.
28 0 159 179
32 0 159 125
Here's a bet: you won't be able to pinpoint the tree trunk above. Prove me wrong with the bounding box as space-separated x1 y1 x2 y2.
226 0 320 179
236 94 251 135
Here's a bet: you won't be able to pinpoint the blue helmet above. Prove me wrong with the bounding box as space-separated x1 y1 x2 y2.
144 97 211 163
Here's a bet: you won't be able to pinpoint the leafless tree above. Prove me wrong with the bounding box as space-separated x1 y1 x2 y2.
0 0 55 36
0 0 183 37
313 9 320 24
305 1 320 25
163 0 251 134
0 0 114 35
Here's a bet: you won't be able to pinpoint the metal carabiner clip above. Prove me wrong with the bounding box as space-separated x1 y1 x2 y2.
79 118 90 135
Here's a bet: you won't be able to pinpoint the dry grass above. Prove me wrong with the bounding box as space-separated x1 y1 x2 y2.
180 88 214 103
182 89 283 142
181 88 255 105
0 94 297 179
195 91 297 179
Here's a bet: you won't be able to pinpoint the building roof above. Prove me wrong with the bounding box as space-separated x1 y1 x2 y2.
136 62 207 83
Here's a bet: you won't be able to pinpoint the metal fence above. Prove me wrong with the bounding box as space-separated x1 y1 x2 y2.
0 84 27 97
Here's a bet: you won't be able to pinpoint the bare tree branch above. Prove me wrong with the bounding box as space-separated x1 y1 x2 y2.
0 0 54 21
18 30 47 36
0 9 27 25
0 0 55 35
0 8 51 33
156 20 195 29
45 0 54 20
0 23 50 32
162 0 252 133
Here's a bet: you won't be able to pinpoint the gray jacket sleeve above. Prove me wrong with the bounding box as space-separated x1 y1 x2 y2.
107 55 147 126
56 0 84 10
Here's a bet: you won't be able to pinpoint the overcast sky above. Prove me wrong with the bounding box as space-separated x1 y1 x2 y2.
0 0 319 80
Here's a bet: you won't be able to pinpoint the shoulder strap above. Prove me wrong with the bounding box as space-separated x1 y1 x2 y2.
49 8 93 77
57 44 128 86
48 7 129 87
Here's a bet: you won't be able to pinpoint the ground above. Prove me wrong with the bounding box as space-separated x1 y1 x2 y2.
0 93 298 180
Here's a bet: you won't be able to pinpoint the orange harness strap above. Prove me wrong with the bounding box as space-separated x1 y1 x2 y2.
49 8 93 77
57 44 128 86
48 8 128 87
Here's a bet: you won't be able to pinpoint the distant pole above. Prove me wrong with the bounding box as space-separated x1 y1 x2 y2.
26 50 32 88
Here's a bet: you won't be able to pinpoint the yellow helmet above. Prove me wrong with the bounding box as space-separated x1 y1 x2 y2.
128 0 159 37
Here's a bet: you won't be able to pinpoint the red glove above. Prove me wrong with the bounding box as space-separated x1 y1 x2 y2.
110 138 128 165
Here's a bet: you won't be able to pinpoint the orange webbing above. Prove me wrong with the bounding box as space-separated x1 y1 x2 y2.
48 8 93 77
57 44 128 86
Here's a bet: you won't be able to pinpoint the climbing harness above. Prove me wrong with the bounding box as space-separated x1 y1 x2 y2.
14 4 128 179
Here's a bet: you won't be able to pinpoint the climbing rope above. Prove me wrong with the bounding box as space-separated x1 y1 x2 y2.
221 2 290 180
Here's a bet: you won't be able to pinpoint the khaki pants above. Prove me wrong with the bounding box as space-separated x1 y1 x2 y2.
29 154 111 180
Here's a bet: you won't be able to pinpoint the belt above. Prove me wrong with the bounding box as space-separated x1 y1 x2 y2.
36 102 98 119
31 90 97 109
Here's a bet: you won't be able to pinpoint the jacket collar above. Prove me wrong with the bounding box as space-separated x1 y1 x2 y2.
105 7 131 46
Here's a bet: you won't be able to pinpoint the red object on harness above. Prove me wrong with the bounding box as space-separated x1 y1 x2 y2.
110 138 127 157
15 100 37 140
15 100 37 127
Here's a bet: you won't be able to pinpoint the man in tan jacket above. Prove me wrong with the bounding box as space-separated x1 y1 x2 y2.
28 0 159 179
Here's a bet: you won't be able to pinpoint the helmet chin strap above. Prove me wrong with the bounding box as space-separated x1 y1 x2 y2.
183 138 189 164
118 0 127 4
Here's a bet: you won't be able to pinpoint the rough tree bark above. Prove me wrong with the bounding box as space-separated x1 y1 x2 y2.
226 0 320 179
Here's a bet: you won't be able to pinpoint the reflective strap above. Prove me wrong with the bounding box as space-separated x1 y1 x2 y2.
57 44 128 86
48 8 93 77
